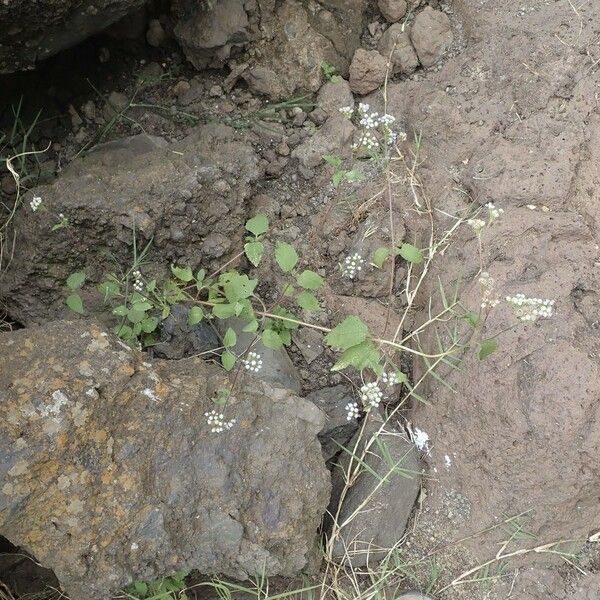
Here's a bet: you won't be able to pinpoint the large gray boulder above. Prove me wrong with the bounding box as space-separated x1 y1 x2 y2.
0 320 330 600
0 127 262 326
0 0 146 73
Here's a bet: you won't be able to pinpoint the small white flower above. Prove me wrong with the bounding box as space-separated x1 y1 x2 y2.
381 371 402 386
345 401 360 421
505 293 555 322
357 102 370 114
479 272 500 309
132 269 144 293
467 218 486 232
30 196 42 212
360 382 383 409
341 253 365 279
485 202 504 221
243 351 263 373
204 409 236 433
339 105 354 119
412 427 430 451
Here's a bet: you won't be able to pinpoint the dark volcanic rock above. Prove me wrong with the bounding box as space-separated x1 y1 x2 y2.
0 321 330 600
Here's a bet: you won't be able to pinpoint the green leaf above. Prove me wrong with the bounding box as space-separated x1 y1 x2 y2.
262 328 284 350
133 581 148 595
113 324 133 341
345 169 364 183
322 154 342 168
223 327 237 348
332 341 381 372
170 264 194 282
296 270 324 290
141 317 159 333
112 304 128 317
127 308 147 324
332 170 345 188
221 351 236 371
279 329 292 345
98 280 120 298
221 272 258 303
245 214 269 237
66 271 86 290
275 241 298 273
66 293 84 314
372 247 390 269
324 316 369 351
162 305 171 319
132 322 143 336
243 319 259 333
146 279 156 292
398 243 423 264
297 291 320 310
463 311 480 328
195 269 206 290
212 303 237 319
131 301 153 312
188 306 204 325
244 241 264 267
479 338 498 360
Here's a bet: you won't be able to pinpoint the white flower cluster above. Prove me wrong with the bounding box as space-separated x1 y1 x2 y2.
381 371 402 386
467 218 486 232
340 102 402 151
30 196 42 212
353 130 379 151
486 202 504 221
412 427 430 452
339 105 354 119
243 351 263 373
479 272 500 309
205 410 236 433
506 294 555 321
132 269 144 293
345 401 360 421
360 382 383 409
342 253 364 279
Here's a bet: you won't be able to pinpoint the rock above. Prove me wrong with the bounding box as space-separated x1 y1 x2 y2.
306 386 358 460
0 321 330 600
146 18 166 47
209 84 224 97
292 116 355 169
396 594 435 600
378 0 407 23
349 48 388 95
317 78 354 117
410 7 452 68
173 0 249 70
378 25 419 75
102 91 130 120
293 328 324 364
0 125 263 325
219 318 302 394
173 80 192 99
0 0 146 73
152 304 221 360
328 417 422 566
276 141 291 156
105 6 147 39
242 0 365 99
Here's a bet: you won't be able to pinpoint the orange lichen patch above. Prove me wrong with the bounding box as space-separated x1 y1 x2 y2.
101 470 114 485
94 429 108 443
31 460 61 483
57 432 69 449
117 472 137 492
155 381 169 397
119 363 135 377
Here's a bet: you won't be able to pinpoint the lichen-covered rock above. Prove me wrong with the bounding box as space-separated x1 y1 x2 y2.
0 126 262 326
0 321 330 600
0 0 146 73
378 25 419 75
349 48 388 95
410 7 452 68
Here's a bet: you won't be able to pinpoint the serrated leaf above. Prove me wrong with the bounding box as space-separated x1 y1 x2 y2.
275 241 298 273
297 291 320 310
113 324 133 340
479 338 498 360
322 154 342 168
324 316 369 351
244 241 264 267
223 327 237 348
66 271 85 290
372 247 390 268
98 280 119 298
243 319 259 333
170 264 194 282
221 351 236 371
141 316 159 333
398 243 423 264
131 301 153 312
332 341 381 372
127 308 146 324
332 170 345 188
221 272 258 303
66 293 84 314
245 214 269 237
212 303 237 319
188 306 204 325
262 328 284 350
112 304 128 317
296 269 324 290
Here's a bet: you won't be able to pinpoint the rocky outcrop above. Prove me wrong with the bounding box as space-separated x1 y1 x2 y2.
0 127 262 325
0 321 330 600
0 0 146 73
